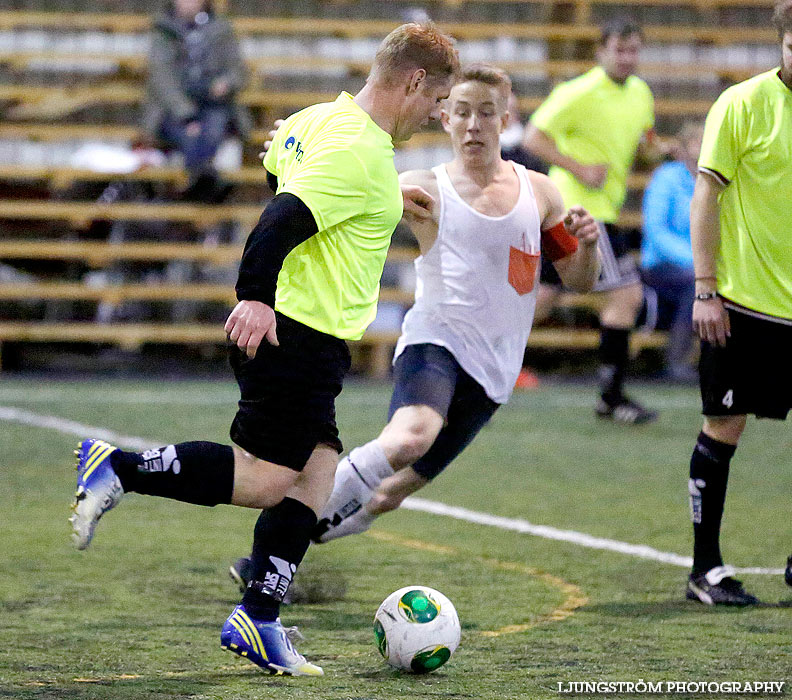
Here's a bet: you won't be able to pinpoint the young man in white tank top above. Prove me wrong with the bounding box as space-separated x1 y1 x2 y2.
228 66 601 577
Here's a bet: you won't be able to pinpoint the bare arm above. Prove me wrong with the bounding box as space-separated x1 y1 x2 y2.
523 125 608 189
530 172 600 292
398 170 439 255
690 171 730 346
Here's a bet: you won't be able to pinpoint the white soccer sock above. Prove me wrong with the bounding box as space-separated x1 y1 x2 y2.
317 440 393 540
317 505 377 542
348 440 395 486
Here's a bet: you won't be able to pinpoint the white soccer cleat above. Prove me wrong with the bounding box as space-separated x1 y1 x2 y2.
70 439 124 550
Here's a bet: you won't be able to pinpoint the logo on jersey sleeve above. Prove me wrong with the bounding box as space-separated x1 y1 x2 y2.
283 135 304 163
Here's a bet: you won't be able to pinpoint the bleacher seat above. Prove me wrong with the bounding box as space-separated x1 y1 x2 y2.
0 1 779 373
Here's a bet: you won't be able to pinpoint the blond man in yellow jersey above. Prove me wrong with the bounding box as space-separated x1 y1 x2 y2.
69 24 459 676
685 1 792 606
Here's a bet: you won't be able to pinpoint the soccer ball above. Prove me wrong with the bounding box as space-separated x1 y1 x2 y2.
373 585 461 673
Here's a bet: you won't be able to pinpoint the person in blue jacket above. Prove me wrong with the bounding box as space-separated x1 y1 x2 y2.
641 122 703 382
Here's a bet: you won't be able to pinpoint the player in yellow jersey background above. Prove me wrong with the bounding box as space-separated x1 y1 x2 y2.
525 19 663 425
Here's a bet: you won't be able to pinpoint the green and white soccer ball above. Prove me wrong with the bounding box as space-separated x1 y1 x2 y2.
373 585 461 674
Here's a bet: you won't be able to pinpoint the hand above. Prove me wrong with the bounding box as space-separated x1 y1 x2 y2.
258 119 285 160
401 184 434 220
575 163 609 189
693 296 730 347
185 121 202 138
210 78 230 99
564 206 599 246
224 300 279 358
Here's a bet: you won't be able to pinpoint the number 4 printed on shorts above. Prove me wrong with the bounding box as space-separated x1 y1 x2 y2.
722 389 734 409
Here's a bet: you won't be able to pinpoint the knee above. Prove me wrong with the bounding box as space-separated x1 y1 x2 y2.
601 284 644 326
390 429 435 467
288 456 338 514
624 284 645 314
231 447 299 509
703 415 747 445
252 481 292 509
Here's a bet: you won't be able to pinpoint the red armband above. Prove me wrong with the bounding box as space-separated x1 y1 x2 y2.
541 221 578 261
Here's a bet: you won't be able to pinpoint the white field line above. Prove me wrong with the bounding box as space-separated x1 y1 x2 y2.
401 497 784 576
0 405 784 576
0 386 703 409
0 405 153 451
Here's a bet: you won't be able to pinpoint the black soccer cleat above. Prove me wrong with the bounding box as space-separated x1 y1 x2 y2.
785 555 792 588
229 556 253 594
595 396 658 425
686 566 759 606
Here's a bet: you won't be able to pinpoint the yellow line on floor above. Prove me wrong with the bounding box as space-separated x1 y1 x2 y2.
365 530 588 637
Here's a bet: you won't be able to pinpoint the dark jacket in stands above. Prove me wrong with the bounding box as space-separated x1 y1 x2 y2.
142 7 252 140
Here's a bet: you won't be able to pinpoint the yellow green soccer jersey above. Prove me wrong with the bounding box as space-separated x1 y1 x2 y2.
263 92 403 340
699 69 792 320
530 66 654 222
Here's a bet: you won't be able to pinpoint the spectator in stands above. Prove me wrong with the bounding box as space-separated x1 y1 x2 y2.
500 93 548 174
641 121 703 383
143 0 251 201
524 17 665 425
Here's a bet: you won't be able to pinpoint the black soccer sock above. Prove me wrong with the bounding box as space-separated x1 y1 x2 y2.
110 442 234 506
598 326 630 403
689 431 736 574
241 497 317 621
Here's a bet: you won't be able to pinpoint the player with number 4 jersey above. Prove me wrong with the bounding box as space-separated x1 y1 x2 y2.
684 0 792 606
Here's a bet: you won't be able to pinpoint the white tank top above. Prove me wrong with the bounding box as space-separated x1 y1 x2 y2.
394 161 542 403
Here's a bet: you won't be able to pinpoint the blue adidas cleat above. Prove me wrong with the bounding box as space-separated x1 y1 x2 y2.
221 605 323 676
70 439 124 550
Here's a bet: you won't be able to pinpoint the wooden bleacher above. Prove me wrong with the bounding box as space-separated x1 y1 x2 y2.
0 52 764 85
4 2 764 372
0 84 717 121
0 198 644 229
0 10 777 43
0 235 664 376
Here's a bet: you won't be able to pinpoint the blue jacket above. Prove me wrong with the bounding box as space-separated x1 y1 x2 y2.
641 161 695 270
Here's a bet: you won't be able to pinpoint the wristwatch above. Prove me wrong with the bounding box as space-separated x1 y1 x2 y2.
695 292 718 301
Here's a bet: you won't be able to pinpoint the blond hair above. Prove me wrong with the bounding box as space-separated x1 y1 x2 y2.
372 22 460 84
459 63 512 104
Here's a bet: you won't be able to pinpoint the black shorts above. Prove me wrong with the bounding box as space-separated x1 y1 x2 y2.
539 223 640 290
388 343 500 480
700 307 792 420
229 311 351 471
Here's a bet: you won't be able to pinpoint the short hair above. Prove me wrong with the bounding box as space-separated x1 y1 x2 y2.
461 63 512 95
372 22 460 84
772 0 792 38
599 17 644 45
455 63 512 106
168 0 214 14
